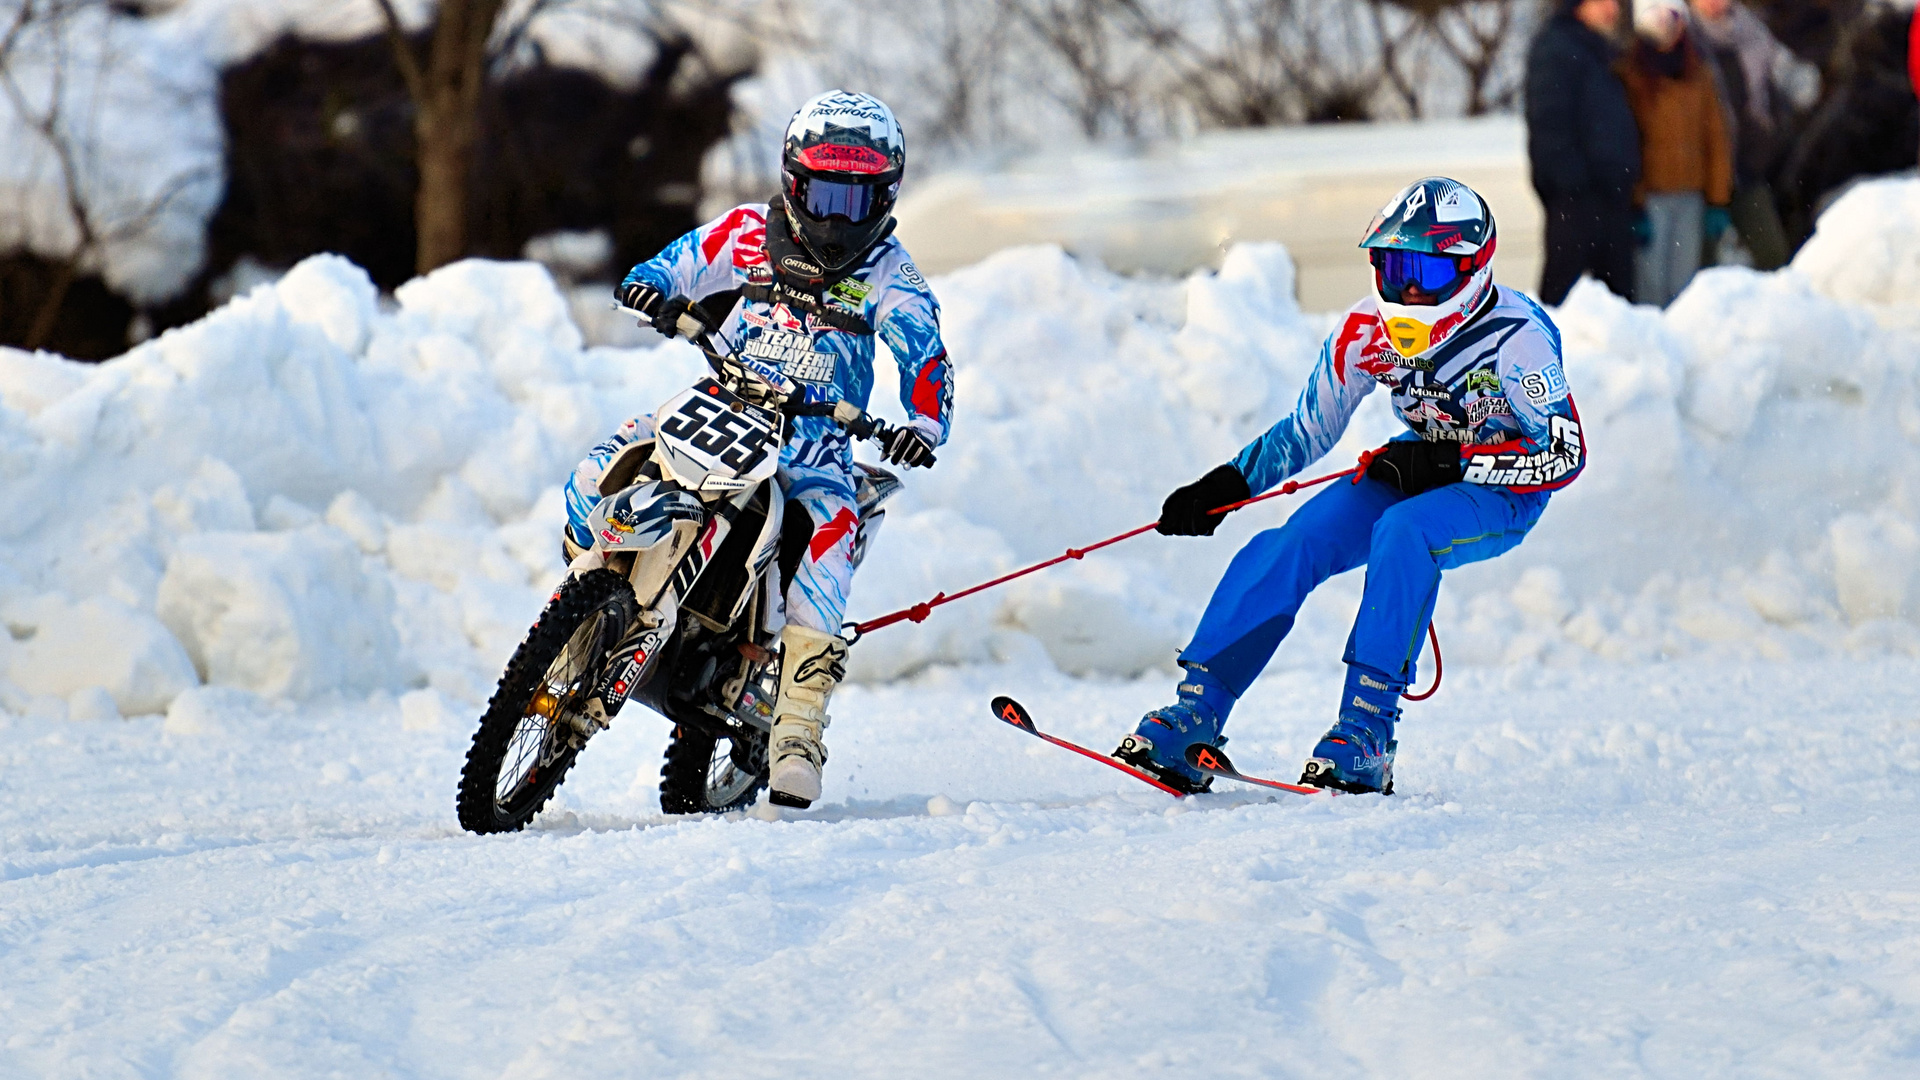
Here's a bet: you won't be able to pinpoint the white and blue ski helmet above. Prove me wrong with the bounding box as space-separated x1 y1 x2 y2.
1359 177 1498 359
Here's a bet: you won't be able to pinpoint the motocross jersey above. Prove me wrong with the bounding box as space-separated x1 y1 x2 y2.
620 203 952 470
1232 287 1586 496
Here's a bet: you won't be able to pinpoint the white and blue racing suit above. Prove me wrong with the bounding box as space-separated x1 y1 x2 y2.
565 204 953 633
1185 287 1586 695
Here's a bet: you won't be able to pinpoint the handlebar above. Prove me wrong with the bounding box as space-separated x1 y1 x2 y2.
615 302 935 467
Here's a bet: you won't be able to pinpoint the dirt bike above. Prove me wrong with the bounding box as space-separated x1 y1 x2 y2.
455 311 916 834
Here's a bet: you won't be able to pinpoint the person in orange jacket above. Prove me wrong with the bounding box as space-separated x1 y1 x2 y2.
1621 0 1733 306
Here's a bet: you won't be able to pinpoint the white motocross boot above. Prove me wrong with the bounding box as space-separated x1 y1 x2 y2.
766 624 848 809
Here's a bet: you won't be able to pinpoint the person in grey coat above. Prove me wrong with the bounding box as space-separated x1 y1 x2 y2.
1526 0 1644 305
1690 0 1819 269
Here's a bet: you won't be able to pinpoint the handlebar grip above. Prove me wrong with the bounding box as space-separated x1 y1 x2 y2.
790 399 938 466
674 311 711 340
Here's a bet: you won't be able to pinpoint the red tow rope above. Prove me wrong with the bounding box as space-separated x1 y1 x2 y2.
847 458 1446 702
1402 623 1442 702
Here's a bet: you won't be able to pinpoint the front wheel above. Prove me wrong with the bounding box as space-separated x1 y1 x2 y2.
457 569 637 834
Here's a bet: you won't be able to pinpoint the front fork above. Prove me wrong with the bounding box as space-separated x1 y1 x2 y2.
580 597 676 734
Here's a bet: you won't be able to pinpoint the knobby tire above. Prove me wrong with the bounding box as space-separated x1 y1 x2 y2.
456 569 635 834
659 722 768 814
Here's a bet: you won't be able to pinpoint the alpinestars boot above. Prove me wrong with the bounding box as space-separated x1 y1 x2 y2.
1112 668 1235 794
1300 664 1400 794
767 624 848 809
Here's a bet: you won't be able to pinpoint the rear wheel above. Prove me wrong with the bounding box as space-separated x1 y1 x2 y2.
660 722 768 814
457 569 637 834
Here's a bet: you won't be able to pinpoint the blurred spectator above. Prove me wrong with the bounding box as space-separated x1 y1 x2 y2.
1912 4 1919 166
1621 0 1732 307
1526 0 1642 305
1690 0 1815 270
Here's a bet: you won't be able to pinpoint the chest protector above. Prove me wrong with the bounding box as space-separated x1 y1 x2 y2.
698 203 888 337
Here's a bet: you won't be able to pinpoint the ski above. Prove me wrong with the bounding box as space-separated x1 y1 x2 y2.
1183 742 1328 796
987 696 1186 796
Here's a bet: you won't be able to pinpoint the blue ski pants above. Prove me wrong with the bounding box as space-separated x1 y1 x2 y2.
1181 475 1549 695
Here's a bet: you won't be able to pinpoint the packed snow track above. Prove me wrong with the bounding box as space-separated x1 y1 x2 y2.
4 658 1918 1078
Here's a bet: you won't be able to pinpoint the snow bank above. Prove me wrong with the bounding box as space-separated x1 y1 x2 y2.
0 254 687 713
5 180 1920 716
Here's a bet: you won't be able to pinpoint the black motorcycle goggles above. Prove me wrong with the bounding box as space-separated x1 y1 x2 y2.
1370 248 1474 304
787 172 889 223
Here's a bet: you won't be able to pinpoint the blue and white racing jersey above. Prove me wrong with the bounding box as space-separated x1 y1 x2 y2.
1233 288 1586 495
620 203 953 469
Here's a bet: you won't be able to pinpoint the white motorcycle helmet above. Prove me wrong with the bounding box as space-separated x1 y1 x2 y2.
780 90 906 273
1360 177 1498 359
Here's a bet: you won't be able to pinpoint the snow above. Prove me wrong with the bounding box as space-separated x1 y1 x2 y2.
4 660 1919 1075
3 176 1919 709
3 179 1920 1074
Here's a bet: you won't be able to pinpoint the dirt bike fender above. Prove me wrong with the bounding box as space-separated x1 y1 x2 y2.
588 481 704 554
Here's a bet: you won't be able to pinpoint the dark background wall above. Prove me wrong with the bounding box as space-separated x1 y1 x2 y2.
16 27 743 361
207 31 741 297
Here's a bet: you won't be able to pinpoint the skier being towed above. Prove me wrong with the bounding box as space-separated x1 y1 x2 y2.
1115 177 1586 795
563 91 953 808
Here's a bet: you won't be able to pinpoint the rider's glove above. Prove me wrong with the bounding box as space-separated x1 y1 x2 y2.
619 282 709 340
618 281 665 321
1157 464 1250 536
883 426 937 469
1364 439 1462 496
653 297 714 340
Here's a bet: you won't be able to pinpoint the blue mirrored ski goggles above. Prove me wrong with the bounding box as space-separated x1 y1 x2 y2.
1370 248 1471 303
789 174 888 223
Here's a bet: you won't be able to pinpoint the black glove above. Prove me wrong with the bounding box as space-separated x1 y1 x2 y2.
618 282 707 340
1365 440 1463 496
618 281 664 320
1158 464 1250 536
883 426 936 468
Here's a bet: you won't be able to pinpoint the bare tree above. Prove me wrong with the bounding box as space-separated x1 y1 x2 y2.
1107 0 1392 127
1368 0 1433 119
1114 0 1297 127
373 0 757 275
1004 0 1167 139
0 0 216 350
374 0 509 275
805 0 1019 152
1413 0 1524 115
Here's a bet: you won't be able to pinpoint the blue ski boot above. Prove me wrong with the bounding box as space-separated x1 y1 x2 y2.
1113 668 1234 794
1300 664 1400 794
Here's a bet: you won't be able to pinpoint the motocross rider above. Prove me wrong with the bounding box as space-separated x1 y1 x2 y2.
1116 177 1586 796
564 91 952 808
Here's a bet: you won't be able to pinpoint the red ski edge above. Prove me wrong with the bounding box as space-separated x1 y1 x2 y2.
1184 743 1329 797
989 696 1185 796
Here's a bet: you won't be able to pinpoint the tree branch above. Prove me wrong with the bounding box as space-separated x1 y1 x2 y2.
373 0 427 104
